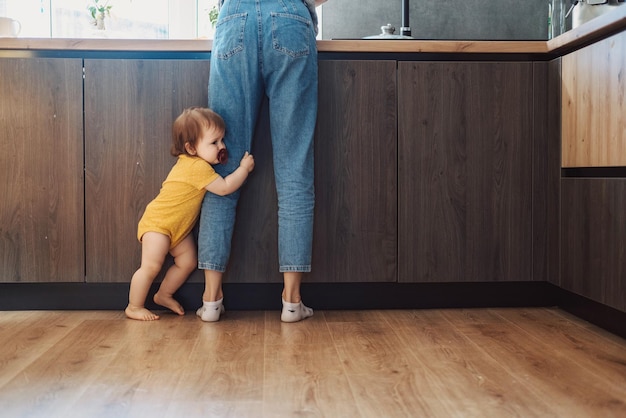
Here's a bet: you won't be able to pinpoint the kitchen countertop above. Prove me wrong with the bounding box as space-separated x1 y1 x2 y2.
0 6 624 55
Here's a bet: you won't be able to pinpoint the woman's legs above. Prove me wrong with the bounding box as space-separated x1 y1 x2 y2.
196 269 225 322
282 271 303 303
262 1 318 313
202 269 224 302
281 271 313 322
199 0 318 321
198 0 263 310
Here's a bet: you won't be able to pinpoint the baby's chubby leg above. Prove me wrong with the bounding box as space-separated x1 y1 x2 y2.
126 232 172 321
153 234 197 316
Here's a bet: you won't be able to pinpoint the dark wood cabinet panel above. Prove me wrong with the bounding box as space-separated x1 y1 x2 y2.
312 60 398 283
227 60 398 283
84 59 209 283
561 179 626 312
398 61 534 283
532 60 561 285
0 58 84 282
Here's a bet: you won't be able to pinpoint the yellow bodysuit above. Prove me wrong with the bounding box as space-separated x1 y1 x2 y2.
137 154 219 249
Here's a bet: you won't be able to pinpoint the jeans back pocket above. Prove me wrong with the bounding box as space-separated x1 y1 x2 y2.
214 13 247 60
271 12 312 58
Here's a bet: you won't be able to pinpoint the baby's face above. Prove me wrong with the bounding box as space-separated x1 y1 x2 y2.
194 126 227 165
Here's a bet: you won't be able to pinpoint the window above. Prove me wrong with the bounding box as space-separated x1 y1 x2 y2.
0 0 219 39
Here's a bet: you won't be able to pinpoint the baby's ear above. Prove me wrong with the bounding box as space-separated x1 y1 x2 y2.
184 142 196 155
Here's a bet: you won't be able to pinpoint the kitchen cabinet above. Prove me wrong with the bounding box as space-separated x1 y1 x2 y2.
0 58 84 283
0 57 544 285
83 59 397 284
561 179 626 312
0 56 554 287
311 60 397 283
558 30 626 313
561 30 626 167
84 59 210 283
397 61 535 283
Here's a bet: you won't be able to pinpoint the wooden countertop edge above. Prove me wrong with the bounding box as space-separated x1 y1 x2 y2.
1 7 624 55
0 38 214 52
0 37 549 54
316 39 549 54
547 5 626 53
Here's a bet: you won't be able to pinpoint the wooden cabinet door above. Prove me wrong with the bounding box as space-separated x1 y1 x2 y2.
398 61 534 283
312 60 398 283
0 58 84 283
84 59 209 283
561 178 626 312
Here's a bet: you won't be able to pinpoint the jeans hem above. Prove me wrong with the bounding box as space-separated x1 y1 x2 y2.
279 266 311 273
198 262 226 273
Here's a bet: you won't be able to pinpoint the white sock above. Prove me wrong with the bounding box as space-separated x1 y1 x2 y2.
281 299 313 323
196 298 225 322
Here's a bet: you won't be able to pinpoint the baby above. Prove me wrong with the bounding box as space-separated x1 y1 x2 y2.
125 107 254 321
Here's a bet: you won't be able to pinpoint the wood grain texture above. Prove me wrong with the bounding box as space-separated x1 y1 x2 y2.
84 59 210 283
398 61 534 283
561 30 626 167
0 58 84 282
312 60 398 283
561 178 626 312
1 308 625 417
532 60 561 285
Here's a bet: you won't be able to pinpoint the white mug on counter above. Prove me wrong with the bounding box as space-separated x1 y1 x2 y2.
0 17 21 37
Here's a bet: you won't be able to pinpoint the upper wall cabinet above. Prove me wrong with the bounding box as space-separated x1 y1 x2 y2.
0 58 84 282
84 59 210 283
398 61 535 283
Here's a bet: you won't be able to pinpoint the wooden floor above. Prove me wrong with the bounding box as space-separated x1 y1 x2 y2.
1 307 626 417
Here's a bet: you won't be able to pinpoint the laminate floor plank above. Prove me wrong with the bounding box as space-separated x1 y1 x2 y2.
70 315 202 417
441 309 626 417
326 313 449 417
551 307 626 348
0 308 625 417
263 340 359 417
263 312 358 416
0 317 129 417
493 307 626 394
167 311 266 403
0 311 88 387
383 309 557 418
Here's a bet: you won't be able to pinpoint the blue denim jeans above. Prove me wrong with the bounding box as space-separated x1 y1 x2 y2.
198 0 317 273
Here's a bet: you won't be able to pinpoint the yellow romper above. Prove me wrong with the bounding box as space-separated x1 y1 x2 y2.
137 154 219 249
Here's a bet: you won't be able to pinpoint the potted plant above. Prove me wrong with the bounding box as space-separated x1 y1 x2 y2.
87 0 113 30
208 5 219 27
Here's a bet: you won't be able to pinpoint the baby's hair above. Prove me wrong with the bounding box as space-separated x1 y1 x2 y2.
171 107 226 156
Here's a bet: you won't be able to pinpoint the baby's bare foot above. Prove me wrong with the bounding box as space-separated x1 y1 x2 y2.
125 305 160 321
153 292 184 316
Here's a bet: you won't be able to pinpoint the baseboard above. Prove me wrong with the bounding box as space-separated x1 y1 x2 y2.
555 287 626 339
0 280 557 311
1 281 624 339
